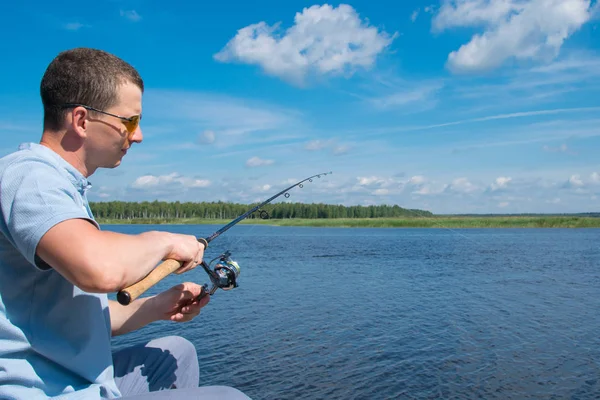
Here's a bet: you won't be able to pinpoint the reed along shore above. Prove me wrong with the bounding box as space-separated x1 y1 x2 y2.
96 216 600 228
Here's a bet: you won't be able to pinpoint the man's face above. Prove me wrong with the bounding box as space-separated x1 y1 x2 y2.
86 81 143 169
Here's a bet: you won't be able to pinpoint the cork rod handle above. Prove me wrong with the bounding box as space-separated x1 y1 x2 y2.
116 238 208 305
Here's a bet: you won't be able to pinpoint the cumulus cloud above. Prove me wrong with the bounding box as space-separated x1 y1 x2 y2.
120 10 142 22
357 176 387 186
132 173 210 189
214 4 396 85
408 175 426 185
246 156 275 167
433 0 595 73
445 177 479 193
489 176 512 191
563 174 585 188
199 130 216 144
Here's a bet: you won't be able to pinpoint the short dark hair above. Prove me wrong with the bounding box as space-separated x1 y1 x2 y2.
40 48 144 131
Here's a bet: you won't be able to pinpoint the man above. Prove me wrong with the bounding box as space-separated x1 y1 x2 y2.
0 48 251 399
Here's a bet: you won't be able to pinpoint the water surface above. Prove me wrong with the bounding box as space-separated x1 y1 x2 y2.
110 225 600 399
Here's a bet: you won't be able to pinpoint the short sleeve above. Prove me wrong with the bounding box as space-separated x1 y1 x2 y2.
0 159 97 269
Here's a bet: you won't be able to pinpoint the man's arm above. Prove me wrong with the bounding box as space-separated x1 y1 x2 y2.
36 218 202 293
108 298 158 336
109 282 209 336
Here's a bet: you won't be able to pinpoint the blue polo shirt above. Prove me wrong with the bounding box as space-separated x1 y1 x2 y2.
0 143 121 399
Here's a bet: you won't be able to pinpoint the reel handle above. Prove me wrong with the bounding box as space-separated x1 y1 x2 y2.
116 238 208 305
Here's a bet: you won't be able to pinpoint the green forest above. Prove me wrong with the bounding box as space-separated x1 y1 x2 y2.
89 200 432 220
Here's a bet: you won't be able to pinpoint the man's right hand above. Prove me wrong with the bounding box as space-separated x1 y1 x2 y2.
163 233 206 275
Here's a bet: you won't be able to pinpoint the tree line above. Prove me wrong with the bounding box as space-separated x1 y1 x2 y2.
89 201 433 220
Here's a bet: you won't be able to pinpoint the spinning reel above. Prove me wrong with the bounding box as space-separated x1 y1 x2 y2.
198 251 240 298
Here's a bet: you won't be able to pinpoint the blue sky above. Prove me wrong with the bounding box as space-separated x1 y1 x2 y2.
1 0 599 214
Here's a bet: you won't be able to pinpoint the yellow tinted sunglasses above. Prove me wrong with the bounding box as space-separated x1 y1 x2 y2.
62 103 141 138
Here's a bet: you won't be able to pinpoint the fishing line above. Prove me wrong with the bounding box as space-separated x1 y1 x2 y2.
221 174 329 251
116 171 333 305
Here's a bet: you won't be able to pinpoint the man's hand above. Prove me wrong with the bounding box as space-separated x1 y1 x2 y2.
164 233 206 275
149 282 210 323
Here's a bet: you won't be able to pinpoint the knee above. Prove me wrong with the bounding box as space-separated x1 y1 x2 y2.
164 336 197 357
148 335 198 370
151 335 199 389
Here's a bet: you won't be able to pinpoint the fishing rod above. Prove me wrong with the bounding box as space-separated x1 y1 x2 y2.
117 171 332 305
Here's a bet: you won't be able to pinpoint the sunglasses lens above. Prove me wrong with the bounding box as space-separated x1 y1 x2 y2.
124 116 140 136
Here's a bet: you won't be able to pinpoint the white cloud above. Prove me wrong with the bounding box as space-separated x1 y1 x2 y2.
490 176 512 191
132 173 210 189
115 170 600 213
246 156 275 167
64 22 88 31
360 106 600 138
304 138 351 155
254 184 272 192
144 90 304 148
564 174 585 188
199 130 216 144
446 177 479 193
332 144 350 155
305 140 331 151
433 0 595 73
411 5 436 22
120 10 142 22
542 143 577 154
357 176 386 186
409 175 426 185
214 4 396 85
367 82 444 109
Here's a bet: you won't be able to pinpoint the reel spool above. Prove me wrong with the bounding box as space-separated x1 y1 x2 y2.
199 250 240 297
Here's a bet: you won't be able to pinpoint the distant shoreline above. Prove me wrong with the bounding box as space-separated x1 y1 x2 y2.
96 216 600 228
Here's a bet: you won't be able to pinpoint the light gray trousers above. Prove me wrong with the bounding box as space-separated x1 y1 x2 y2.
112 335 251 399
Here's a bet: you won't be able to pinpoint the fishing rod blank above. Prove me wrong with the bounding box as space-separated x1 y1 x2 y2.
116 171 332 305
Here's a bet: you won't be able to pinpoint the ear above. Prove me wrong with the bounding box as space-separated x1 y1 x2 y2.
70 106 89 138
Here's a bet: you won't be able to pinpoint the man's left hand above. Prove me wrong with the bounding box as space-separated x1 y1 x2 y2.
149 282 209 323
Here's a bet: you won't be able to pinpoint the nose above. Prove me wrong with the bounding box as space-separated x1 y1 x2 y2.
130 126 143 144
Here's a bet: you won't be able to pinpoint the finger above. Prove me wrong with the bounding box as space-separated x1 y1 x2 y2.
181 296 209 314
174 258 199 274
170 282 205 302
182 282 206 298
171 312 195 323
170 313 186 322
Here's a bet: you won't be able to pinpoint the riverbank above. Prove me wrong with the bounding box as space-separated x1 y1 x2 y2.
96 216 600 228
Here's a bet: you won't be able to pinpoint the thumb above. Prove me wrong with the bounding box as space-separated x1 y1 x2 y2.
176 282 204 300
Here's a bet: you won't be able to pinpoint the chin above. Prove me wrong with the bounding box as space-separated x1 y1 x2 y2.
103 159 122 169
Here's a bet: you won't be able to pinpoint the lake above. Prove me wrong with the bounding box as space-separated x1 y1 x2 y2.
109 224 600 399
